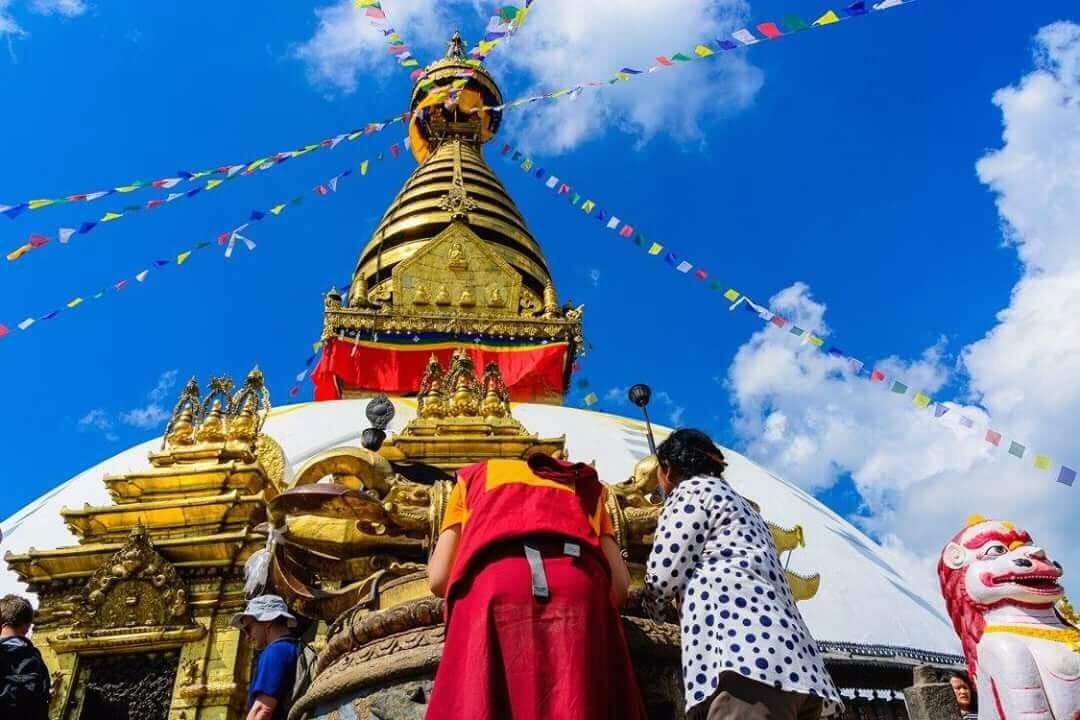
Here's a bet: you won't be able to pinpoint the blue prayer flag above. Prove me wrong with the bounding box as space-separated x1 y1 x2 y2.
78 221 97 234
845 1 868 16
1058 466 1077 487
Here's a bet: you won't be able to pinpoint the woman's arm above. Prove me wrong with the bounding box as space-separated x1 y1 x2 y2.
643 481 713 610
427 525 461 597
600 535 630 608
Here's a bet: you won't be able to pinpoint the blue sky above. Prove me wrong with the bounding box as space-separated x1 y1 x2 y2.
1 1 1077 588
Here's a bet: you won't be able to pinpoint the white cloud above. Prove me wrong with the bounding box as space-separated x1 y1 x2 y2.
0 1 25 36
294 0 466 94
293 0 763 151
29 0 86 17
723 22 1080 590
120 369 178 429
78 408 117 442
494 0 763 153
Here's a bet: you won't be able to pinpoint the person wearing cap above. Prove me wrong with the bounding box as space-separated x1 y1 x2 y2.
424 454 644 720
231 594 300 720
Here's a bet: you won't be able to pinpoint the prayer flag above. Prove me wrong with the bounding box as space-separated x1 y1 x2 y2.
206 179 223 190
1057 466 1076 487
115 280 129 290
41 311 59 320
695 269 708 280
676 261 693 273
757 22 784 38
1008 441 1025 458
594 209 608 222
606 216 620 230
845 1 868 16
361 160 369 175
313 341 323 353
58 228 76 244
849 358 865 374
619 67 643 74
814 10 841 25
959 417 975 429
789 326 804 336
545 176 559 189
770 315 786 328
558 184 571 195
581 200 595 213
250 210 266 221
872 0 908 9
270 204 286 215
716 39 738 51
2 204 27 219
618 225 634 238
534 168 546 179
6 245 30 261
166 193 184 202
390 144 401 158
1034 454 1051 471
870 369 886 382
154 259 170 267
648 243 663 256
732 29 759 45
633 234 645 246
665 252 678 265
569 192 581 206
891 381 908 394
177 251 192 265
146 199 164 209
28 199 55 209
724 289 740 302
315 185 329 196
0 324 7 338
78 221 97 234
521 159 534 171
101 212 123 222
186 188 202 198
67 297 83 308
329 177 339 193
29 234 49 248
135 270 149 282
671 53 692 62
656 56 673 66
289 385 300 398
807 335 825 347
583 392 599 406
913 393 930 408
694 45 714 57
933 403 949 418
985 430 1002 446
296 370 308 383
17 318 34 330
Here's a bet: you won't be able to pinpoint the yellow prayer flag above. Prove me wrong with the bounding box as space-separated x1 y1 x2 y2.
913 393 931 408
615 73 630 81
347 131 362 141
584 392 599 406
67 297 83 308
581 200 595 213
361 160 369 175
115 185 139 193
648 243 664 256
244 159 265 174
205 179 223 190
354 0 379 6
807 335 825 347
101 212 123 222
695 45 715 57
312 341 323 353
28 199 55 210
6 244 31 262
191 171 212 180
723 289 740 302
550 89 570 98
814 10 841 25
177 251 192 265
521 159 533 171
1034 454 1051 470
270 204 286 216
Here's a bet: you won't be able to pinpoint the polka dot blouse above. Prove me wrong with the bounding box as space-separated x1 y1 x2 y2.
643 476 842 714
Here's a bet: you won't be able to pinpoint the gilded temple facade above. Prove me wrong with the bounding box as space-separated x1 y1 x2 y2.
4 33 962 720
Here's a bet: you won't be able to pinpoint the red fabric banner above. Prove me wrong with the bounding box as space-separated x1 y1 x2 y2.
311 338 569 403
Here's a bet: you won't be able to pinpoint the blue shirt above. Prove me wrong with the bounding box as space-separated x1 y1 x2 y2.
248 637 300 720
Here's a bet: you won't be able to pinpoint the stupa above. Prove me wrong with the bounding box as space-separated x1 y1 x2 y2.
1 33 964 720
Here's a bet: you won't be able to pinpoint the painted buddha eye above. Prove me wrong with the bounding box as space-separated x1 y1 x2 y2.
984 544 1007 558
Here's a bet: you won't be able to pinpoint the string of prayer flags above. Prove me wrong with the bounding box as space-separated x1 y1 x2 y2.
471 0 534 60
7 136 408 269
354 0 421 71
501 138 1074 487
2 145 405 344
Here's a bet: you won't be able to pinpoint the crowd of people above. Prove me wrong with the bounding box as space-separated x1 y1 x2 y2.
2 427 985 720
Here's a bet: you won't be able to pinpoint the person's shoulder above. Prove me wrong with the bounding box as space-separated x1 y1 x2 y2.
263 638 302 664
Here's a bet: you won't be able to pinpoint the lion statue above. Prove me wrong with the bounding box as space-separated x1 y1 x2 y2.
938 515 1080 720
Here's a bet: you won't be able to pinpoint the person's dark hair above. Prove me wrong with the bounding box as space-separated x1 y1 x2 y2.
656 429 727 484
0 594 34 629
949 672 977 712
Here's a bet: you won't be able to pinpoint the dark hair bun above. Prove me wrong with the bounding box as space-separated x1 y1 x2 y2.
656 428 727 480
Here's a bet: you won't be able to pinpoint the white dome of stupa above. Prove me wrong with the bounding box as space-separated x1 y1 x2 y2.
0 398 961 658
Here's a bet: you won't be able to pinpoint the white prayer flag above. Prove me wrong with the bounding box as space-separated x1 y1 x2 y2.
158 177 183 188
58 228 76 244
84 191 109 201
166 193 184 202
676 261 693 273
296 370 308 383
329 177 339 193
135 270 149 282
872 0 908 9
329 134 346 149
17 318 34 330
606 216 620 230
731 29 759 45
226 165 245 177
545 176 558 189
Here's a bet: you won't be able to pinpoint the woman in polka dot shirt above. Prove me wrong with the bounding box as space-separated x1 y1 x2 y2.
642 429 842 720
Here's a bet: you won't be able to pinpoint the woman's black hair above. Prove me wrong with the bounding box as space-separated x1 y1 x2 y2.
948 672 977 712
655 428 727 483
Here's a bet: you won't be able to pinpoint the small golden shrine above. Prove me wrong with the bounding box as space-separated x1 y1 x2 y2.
5 369 286 720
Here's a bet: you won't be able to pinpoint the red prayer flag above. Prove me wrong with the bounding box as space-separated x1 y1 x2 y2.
146 199 164 209
67 194 87 201
618 225 634 238
151 180 169 188
114 280 129 290
770 315 786 328
985 430 1002 446
502 144 512 155
387 45 409 54
0 324 8 338
365 8 386 19
28 234 49 248
409 70 423 80
289 385 300 397
870 370 886 382
558 184 571 195
390 144 401 158
217 232 230 245
757 22 784 38
656 56 673 66
695 269 708 280
315 185 329 196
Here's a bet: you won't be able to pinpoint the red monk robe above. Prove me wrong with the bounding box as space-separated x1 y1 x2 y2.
425 456 645 720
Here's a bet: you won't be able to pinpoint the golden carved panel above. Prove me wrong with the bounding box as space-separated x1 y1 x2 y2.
391 222 521 318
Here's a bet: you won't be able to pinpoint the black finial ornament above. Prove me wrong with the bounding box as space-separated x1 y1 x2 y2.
447 31 467 59
362 394 395 451
628 384 658 456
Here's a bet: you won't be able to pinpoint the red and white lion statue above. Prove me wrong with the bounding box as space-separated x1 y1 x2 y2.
939 516 1080 720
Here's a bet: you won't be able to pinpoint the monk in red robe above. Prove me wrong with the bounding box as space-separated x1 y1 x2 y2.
425 454 645 720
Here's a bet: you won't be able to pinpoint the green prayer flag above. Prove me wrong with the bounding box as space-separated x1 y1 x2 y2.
709 280 722 290
671 53 692 62
1008 441 1026 458
569 193 581 206
633 234 645 247
291 196 304 205
783 14 809 31
195 241 211 249
123 204 142 212
789 326 804 336
891 381 909 394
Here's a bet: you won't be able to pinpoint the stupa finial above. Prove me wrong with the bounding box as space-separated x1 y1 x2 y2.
446 31 467 60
